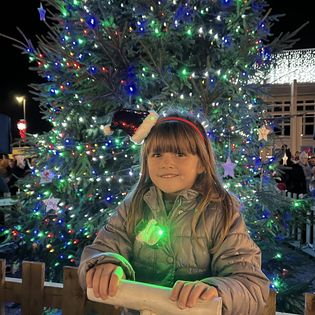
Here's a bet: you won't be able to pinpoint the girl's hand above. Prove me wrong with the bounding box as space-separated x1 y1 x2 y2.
170 280 218 309
86 263 125 300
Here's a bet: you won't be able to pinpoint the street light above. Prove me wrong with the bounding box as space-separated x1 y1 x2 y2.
15 96 26 121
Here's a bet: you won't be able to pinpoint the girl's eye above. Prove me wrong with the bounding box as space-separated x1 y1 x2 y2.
151 153 161 157
176 152 185 157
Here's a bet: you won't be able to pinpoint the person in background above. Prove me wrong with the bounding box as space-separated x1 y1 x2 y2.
0 176 10 197
309 155 315 168
0 157 11 242
0 158 13 187
298 151 313 194
309 179 315 198
279 149 307 196
78 109 270 315
293 150 300 163
0 176 10 242
5 159 15 180
27 156 37 169
6 155 28 196
309 156 315 180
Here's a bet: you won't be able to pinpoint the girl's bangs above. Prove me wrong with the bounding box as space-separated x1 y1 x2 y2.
145 123 198 155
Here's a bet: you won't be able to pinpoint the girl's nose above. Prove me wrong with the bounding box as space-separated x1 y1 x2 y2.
160 154 175 167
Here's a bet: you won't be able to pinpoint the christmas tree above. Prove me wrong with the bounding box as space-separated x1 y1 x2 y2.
1 0 311 312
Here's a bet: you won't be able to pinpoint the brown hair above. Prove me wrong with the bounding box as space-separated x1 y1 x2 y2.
126 111 239 253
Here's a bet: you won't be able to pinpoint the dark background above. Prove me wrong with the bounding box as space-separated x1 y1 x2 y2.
0 1 314 139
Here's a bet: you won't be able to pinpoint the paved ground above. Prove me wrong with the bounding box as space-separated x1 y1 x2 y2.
280 241 315 288
267 241 315 314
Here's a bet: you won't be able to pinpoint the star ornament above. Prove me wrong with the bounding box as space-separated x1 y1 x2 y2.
40 170 55 184
38 3 46 21
223 156 236 178
43 197 60 212
282 152 288 166
258 125 270 141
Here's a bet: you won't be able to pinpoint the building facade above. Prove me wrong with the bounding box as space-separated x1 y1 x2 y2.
264 49 315 155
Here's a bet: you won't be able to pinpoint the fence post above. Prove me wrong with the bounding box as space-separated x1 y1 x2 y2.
305 292 315 315
311 205 315 246
306 208 311 244
262 289 276 315
0 259 5 315
62 266 85 315
21 261 45 315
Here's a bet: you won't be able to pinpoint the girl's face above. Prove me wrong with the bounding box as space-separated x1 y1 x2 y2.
147 151 204 200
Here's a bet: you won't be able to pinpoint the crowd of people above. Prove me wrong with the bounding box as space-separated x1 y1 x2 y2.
0 154 34 243
0 155 33 197
275 146 315 198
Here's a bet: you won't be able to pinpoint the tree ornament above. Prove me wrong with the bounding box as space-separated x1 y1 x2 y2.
282 152 288 166
43 197 60 212
86 15 99 29
40 170 55 184
103 108 158 144
38 3 46 21
17 119 27 140
223 156 236 178
258 125 270 141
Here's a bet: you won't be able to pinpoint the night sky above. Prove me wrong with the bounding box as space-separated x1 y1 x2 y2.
0 1 314 139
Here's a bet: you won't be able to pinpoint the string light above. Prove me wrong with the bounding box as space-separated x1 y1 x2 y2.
266 49 315 84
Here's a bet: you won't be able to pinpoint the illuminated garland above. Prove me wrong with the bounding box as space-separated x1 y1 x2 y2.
267 49 315 84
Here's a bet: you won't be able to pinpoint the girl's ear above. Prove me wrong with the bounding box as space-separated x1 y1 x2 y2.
197 161 205 174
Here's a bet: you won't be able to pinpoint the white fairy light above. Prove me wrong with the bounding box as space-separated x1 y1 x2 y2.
267 49 315 84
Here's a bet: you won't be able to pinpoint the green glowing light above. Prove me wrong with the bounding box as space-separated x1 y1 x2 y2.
186 28 193 36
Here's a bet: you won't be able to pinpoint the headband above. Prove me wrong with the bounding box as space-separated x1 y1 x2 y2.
158 116 206 143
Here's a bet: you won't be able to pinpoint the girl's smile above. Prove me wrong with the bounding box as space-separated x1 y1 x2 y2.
159 174 179 178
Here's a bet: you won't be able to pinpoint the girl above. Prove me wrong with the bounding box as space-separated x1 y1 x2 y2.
78 110 270 314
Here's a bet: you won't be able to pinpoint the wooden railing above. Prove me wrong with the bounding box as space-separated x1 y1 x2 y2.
279 191 315 257
0 259 314 315
0 259 119 315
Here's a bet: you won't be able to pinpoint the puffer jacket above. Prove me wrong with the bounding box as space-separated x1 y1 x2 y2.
78 186 270 315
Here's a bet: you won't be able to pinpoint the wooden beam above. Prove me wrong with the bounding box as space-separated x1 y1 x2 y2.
43 283 63 308
87 279 222 315
21 261 45 315
262 289 276 315
0 259 5 315
2 277 22 303
305 292 315 315
62 266 85 315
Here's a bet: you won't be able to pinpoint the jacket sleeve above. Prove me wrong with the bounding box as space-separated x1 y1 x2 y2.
202 210 270 315
78 199 135 289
